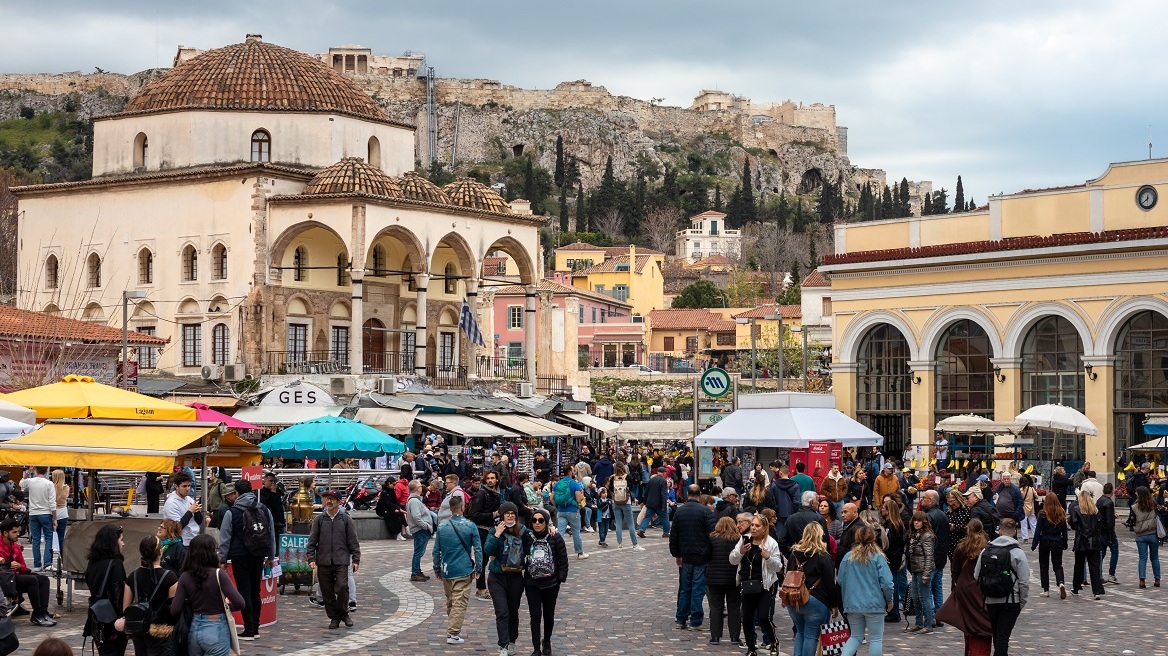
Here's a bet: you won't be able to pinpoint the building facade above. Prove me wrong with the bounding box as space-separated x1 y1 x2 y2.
550 244 665 317
675 211 742 263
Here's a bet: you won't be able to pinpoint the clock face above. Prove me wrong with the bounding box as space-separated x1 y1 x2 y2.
1137 185 1158 210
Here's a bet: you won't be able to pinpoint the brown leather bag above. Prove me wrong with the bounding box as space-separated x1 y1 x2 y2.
779 565 810 608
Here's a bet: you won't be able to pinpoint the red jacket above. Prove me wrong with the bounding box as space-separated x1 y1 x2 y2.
395 478 410 506
0 538 27 574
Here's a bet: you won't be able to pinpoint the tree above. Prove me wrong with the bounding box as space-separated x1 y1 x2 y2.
898 178 911 217
777 283 801 306
640 205 683 253
558 187 569 232
575 185 586 232
713 185 722 212
967 197 976 211
953 175 965 214
922 190 934 216
554 135 565 188
932 187 949 215
524 155 536 209
426 160 455 186
724 269 766 307
594 207 626 239
726 159 756 228
595 156 618 218
881 185 894 219
671 280 725 309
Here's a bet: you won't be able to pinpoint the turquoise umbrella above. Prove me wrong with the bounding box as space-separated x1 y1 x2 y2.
260 415 406 460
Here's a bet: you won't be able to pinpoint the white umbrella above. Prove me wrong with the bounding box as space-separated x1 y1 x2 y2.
0 399 35 425
935 414 1028 435
1015 404 1098 436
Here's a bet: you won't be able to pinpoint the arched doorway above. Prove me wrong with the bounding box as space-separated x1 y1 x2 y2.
935 319 994 461
1114 311 1168 463
855 324 911 457
363 318 386 371
1022 316 1085 463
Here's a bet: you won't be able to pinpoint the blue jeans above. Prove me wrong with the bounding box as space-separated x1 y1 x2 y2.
612 503 638 545
1137 533 1161 581
598 515 610 543
911 572 934 628
411 530 431 575
557 509 584 555
55 515 67 565
583 507 594 528
675 563 706 627
638 507 671 535
930 567 944 611
892 564 907 616
788 595 830 656
1102 532 1120 577
29 514 52 568
190 614 231 656
843 611 885 656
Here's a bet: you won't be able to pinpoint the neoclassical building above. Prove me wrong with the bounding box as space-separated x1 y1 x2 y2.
823 158 1168 480
14 36 542 383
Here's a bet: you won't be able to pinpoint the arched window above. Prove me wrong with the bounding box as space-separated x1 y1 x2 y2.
934 319 994 424
250 130 270 163
367 137 381 170
87 253 102 288
371 244 386 274
855 324 911 456
182 245 198 281
1115 311 1168 457
1023 316 1085 462
138 249 153 284
211 243 227 280
45 255 58 289
444 262 457 295
293 246 308 282
133 133 148 169
211 324 230 365
337 252 349 287
83 302 104 322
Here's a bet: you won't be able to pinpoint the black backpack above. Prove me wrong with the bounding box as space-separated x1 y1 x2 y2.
977 544 1017 599
235 503 273 557
123 570 169 636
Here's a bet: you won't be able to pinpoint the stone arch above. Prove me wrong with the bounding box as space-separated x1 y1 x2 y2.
1003 302 1095 360
484 235 536 284
920 307 1003 361
439 306 458 326
269 221 349 270
1095 296 1168 357
431 231 476 279
43 303 59 315
83 302 104 322
797 168 823 194
286 296 311 316
133 132 148 169
208 295 230 314
367 137 381 170
176 297 201 315
330 301 351 319
400 301 417 325
366 224 426 275
132 301 156 318
838 310 920 363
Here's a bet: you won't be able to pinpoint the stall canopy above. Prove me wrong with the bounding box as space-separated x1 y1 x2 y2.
0 399 35 425
934 414 1029 435
1128 436 1168 452
2 375 198 421
415 413 519 439
189 403 260 431
618 420 695 443
556 411 620 437
0 419 260 471
1142 414 1168 437
694 392 882 449
353 407 420 435
478 413 585 439
260 416 406 459
1014 403 1098 436
232 405 345 426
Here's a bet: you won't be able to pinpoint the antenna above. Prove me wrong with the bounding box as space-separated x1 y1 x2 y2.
1150 125 1154 160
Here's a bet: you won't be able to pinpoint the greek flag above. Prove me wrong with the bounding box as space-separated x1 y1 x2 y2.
460 298 486 346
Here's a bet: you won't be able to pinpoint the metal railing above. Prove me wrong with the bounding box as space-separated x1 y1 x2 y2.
266 350 349 374
364 350 415 375
425 364 468 389
477 355 528 380
536 375 570 396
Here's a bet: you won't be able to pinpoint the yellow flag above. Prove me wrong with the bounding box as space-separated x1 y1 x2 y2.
1025 464 1035 474
1118 472 1126 481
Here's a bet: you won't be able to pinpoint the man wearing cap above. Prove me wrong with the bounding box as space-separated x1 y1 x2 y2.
220 479 277 639
208 484 238 530
308 488 360 630
873 462 901 505
966 483 1001 539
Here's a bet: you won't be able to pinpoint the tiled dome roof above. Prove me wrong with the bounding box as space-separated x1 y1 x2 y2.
303 158 402 197
122 36 385 121
396 171 451 204
443 178 509 213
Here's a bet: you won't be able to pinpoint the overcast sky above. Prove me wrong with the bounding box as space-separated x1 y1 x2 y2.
3 1 1161 200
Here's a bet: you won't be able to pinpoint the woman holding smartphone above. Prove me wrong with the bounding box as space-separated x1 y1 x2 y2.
730 514 785 656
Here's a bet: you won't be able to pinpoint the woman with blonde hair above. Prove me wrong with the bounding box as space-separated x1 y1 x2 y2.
730 513 784 656
1069 489 1104 598
786 523 840 656
51 470 69 565
745 473 771 513
838 525 893 656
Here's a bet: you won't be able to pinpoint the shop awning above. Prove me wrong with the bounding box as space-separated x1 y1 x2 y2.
415 413 519 439
556 411 620 437
478 413 585 438
0 420 261 472
3 375 198 421
934 414 1029 435
354 408 420 435
232 405 346 426
694 408 881 449
617 420 694 443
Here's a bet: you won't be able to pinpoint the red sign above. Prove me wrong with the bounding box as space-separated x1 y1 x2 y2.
788 449 808 472
829 443 843 468
226 563 278 627
807 441 831 482
241 466 264 491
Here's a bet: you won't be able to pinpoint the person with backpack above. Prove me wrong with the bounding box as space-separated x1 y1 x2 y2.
1068 489 1105 599
217 480 275 641
469 471 503 600
432 493 483 646
936 518 992 656
973 518 1029 656
783 522 837 656
606 464 642 550
522 508 569 656
905 510 936 634
84 524 127 655
484 502 528 656
118 536 178 656
307 489 361 630
1031 493 1069 599
552 470 589 561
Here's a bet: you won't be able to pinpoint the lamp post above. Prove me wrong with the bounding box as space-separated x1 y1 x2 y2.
122 290 146 388
736 312 781 394
791 324 809 391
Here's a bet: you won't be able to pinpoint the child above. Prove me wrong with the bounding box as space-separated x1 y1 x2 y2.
597 487 613 547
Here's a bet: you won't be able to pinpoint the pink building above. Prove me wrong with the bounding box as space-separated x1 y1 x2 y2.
491 279 645 368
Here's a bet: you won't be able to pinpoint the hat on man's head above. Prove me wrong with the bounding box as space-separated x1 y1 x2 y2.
978 474 989 481
882 463 893 470
321 489 341 500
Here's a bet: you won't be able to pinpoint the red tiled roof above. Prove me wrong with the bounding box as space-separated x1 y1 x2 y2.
732 304 801 320
555 242 605 252
690 254 732 267
690 210 728 219
800 270 829 287
709 320 738 332
648 309 731 331
0 306 167 344
574 254 656 275
823 226 1168 266
491 279 632 308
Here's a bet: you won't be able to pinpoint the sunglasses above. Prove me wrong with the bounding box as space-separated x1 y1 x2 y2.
531 518 547 524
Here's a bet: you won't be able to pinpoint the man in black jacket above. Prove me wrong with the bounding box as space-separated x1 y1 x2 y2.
1097 483 1118 584
467 470 500 600
259 472 287 537
833 502 863 568
767 463 801 529
715 488 741 520
783 490 828 557
721 458 744 495
669 485 716 630
922 490 951 621
638 468 671 538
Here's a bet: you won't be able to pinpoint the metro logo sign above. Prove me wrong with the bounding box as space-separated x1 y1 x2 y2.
699 368 731 398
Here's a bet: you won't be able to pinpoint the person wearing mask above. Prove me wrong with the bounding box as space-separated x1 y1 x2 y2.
973 518 1030 656
169 534 245 656
833 503 863 568
837 525 894 656
307 489 360 630
19 467 57 572
162 472 203 547
405 480 434 582
119 536 178 656
468 470 503 600
880 497 908 623
218 480 276 641
375 477 405 540
730 513 785 656
1068 489 1105 599
704 517 743 646
259 472 287 538
84 525 126 654
905 511 936 634
637 467 671 539
432 494 482 646
936 518 992 656
1130 486 1161 588
819 464 848 519
0 519 55 628
1097 483 1119 585
784 522 838 656
670 484 717 631
484 503 527 656
1032 493 1068 599
522 509 569 656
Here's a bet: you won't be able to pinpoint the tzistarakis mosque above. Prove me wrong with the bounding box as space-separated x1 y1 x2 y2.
824 158 1168 481
15 36 542 386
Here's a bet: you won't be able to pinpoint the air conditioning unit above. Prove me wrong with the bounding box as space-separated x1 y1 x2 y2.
224 364 246 382
517 382 534 398
377 377 399 395
330 376 356 395
200 365 222 381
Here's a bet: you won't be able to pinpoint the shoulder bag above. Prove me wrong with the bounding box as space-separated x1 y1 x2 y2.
216 568 241 656
89 560 119 625
779 557 811 608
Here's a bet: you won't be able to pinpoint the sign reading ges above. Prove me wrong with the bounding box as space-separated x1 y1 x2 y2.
259 382 335 407
699 367 732 398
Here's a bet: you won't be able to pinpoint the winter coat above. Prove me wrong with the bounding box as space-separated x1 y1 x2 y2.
1097 495 1116 539
768 478 801 519
907 531 935 578
838 551 894 614
787 549 840 610
484 525 531 576
468 486 501 530
721 463 744 493
1030 513 1068 550
704 535 743 587
873 473 900 504
644 475 668 511
935 549 992 637
218 492 277 561
883 520 906 571
846 479 867 508
1132 504 1158 537
1069 505 1103 552
925 505 951 570
946 507 971 559
970 499 1001 539
307 509 360 567
521 530 569 588
973 536 1030 606
730 536 786 589
669 499 717 563
1050 473 1071 502
432 515 482 579
782 508 828 554
592 457 615 488
819 475 848 503
834 519 863 568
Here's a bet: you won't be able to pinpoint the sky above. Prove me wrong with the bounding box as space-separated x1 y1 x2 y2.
2 1 1163 200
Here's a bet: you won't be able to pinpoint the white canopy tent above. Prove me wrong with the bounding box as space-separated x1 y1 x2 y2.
694 392 882 449
617 420 694 443
0 416 34 439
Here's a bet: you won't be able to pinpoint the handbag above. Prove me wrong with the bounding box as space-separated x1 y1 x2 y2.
1156 515 1167 540
779 558 811 608
89 560 119 625
215 568 241 656
741 579 764 595
818 615 851 656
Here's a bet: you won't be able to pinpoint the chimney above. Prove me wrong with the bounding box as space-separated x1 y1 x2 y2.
508 199 532 215
245 34 263 43
629 243 636 266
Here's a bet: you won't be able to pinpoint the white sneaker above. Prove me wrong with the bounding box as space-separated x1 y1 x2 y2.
506 643 515 656
577 552 589 560
633 545 646 552
1039 591 1050 597
446 633 465 644
499 647 508 656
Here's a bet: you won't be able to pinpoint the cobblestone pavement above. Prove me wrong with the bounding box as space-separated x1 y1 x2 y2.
9 528 1165 655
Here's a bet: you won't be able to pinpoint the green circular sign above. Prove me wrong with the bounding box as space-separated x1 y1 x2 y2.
700 367 732 398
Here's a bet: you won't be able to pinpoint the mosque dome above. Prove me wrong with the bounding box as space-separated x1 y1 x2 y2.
443 178 509 213
303 158 403 197
396 171 451 204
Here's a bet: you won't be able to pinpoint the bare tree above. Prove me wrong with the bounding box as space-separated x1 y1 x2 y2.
740 222 810 294
640 206 683 255
593 207 626 241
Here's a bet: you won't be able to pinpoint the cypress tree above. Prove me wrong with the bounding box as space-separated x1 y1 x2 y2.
898 178 911 217
554 135 565 188
953 175 965 214
923 191 933 216
524 155 535 208
559 187 569 232
714 185 722 211
740 158 755 220
630 174 646 238
575 185 586 232
881 185 894 219
968 198 976 211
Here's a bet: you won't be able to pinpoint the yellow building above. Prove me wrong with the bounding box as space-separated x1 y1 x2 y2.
728 305 802 350
563 245 666 317
646 309 737 365
822 158 1168 481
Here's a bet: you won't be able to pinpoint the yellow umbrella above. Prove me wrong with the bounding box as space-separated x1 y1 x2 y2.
3 375 197 421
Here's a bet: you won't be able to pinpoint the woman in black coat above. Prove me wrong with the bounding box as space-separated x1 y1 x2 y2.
704 517 743 646
1069 490 1105 597
375 477 405 539
84 525 128 656
1050 466 1071 503
522 508 569 656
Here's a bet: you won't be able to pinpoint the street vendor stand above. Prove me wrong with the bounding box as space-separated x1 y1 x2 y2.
933 414 1032 480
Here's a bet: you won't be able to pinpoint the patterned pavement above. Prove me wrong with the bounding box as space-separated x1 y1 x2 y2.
7 527 1165 655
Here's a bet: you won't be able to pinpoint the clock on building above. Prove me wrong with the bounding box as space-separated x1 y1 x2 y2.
1137 185 1158 210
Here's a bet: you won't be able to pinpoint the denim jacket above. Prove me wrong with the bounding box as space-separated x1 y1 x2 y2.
432 515 482 579
837 551 894 614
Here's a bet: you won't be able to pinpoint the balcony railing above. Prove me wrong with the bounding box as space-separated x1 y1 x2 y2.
266 350 349 375
477 356 528 380
364 350 415 375
425 364 468 389
536 375 570 396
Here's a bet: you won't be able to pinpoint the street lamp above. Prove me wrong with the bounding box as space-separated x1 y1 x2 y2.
122 290 146 388
791 324 809 392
